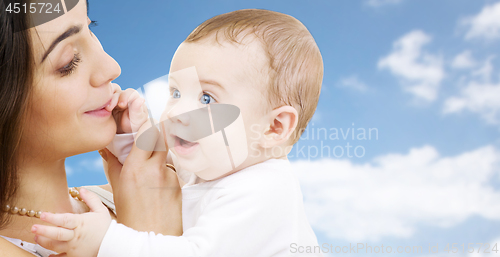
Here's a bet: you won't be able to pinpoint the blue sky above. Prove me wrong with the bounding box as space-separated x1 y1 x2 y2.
66 0 500 256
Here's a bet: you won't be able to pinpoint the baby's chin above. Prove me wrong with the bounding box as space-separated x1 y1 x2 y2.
171 131 247 180
174 154 231 181
194 167 231 181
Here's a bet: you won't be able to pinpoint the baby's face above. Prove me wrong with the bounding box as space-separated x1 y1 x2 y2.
161 36 270 180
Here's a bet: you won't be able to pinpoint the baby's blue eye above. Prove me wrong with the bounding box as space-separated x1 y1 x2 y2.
200 93 215 104
172 89 181 99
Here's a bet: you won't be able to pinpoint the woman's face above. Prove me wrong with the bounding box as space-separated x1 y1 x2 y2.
23 0 121 160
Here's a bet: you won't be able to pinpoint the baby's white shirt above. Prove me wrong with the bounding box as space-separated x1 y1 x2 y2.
100 134 321 257
106 133 136 164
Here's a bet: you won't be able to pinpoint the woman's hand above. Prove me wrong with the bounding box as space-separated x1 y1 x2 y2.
99 123 182 236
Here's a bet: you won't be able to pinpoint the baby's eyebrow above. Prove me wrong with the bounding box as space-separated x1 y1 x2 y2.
168 76 178 85
200 79 224 90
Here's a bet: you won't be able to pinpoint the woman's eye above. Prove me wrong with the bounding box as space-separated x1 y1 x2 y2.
200 93 216 104
58 53 81 77
172 89 181 99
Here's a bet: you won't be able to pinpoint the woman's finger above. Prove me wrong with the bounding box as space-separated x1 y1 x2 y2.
128 121 159 161
49 254 67 257
35 235 69 254
39 212 78 229
161 122 169 151
101 148 123 192
150 132 168 162
79 188 108 213
32 225 74 242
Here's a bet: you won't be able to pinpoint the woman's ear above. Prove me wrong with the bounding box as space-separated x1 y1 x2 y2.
262 106 298 148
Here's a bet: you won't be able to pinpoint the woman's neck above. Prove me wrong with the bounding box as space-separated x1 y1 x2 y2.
0 158 88 244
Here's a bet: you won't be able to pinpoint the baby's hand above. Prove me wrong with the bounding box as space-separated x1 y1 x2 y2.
31 188 111 257
110 88 149 134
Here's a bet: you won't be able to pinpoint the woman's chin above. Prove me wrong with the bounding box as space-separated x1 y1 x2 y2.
101 121 118 146
84 120 117 152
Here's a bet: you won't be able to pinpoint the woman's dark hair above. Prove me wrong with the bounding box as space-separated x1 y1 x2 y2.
0 0 34 229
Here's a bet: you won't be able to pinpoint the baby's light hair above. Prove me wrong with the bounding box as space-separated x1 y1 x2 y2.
185 9 323 144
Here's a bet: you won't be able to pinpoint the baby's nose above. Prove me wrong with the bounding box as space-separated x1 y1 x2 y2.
172 111 190 125
169 106 213 142
166 100 199 125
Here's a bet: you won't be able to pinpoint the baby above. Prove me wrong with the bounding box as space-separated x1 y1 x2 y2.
33 9 324 257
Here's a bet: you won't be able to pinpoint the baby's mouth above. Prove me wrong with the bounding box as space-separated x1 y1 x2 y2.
173 135 199 155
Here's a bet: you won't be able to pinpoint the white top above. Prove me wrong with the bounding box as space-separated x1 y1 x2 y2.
97 158 321 257
106 133 136 164
0 186 116 257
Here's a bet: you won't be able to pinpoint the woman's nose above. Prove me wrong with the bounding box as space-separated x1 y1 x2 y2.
90 45 121 88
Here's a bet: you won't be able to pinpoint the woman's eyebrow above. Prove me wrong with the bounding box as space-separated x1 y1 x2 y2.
41 25 82 63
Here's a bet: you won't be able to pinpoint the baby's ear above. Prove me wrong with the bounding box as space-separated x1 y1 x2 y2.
261 106 298 148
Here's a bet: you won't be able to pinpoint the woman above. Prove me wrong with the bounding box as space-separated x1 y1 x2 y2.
0 0 181 256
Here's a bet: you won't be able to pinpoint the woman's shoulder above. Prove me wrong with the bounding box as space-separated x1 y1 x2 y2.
0 237 37 257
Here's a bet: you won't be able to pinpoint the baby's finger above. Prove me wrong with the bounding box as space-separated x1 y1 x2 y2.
79 188 108 213
127 89 142 103
111 83 121 94
129 98 147 132
129 94 146 113
40 212 78 229
117 88 137 109
32 225 74 242
35 235 70 254
105 92 120 112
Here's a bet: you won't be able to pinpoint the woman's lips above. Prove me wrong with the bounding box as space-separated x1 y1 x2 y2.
84 99 112 118
84 108 111 117
173 135 199 155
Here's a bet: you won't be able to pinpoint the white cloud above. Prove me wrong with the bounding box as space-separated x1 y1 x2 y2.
472 56 496 82
365 0 402 7
444 57 500 124
292 145 500 242
378 30 445 101
462 1 500 41
65 166 73 175
451 50 477 69
337 75 369 92
93 157 104 169
443 82 500 124
78 157 104 171
66 157 103 176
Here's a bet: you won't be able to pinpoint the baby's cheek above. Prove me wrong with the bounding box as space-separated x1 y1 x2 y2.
195 112 248 180
220 114 248 167
195 133 233 180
